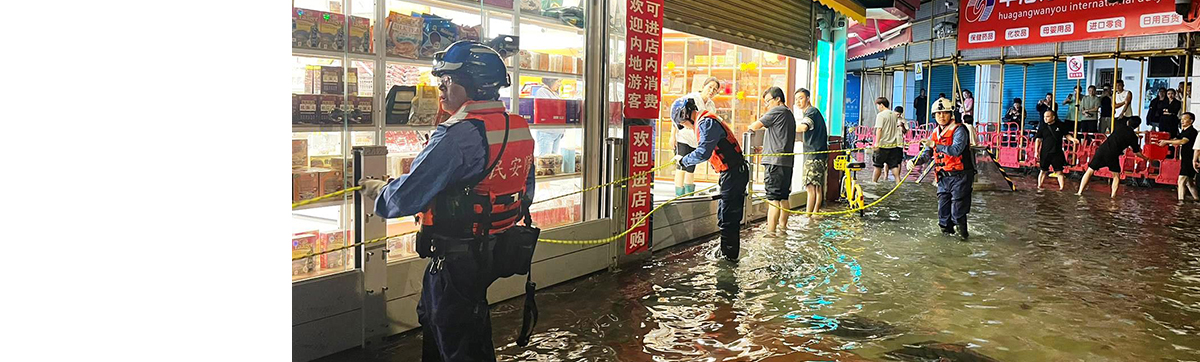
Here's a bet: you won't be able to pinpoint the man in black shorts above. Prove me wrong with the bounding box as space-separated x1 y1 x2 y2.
872 97 907 183
1156 112 1199 200
1034 110 1079 191
748 87 796 235
1077 116 1151 198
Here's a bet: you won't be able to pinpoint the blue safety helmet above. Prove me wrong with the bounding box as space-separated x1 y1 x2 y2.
432 41 511 92
670 96 698 129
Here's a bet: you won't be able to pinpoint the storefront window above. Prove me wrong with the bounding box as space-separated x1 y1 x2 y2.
653 29 799 201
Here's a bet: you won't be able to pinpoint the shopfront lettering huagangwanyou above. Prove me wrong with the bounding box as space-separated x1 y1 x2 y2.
960 0 1200 49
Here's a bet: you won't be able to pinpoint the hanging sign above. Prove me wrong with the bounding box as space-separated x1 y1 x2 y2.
623 0 664 119
959 0 1200 50
625 125 654 255
915 62 923 81
1067 56 1085 80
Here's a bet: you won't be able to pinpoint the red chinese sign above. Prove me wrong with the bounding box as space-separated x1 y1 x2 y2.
959 0 1200 50
624 0 664 119
625 125 653 255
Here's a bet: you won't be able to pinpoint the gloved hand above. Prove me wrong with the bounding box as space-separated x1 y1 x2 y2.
671 155 683 164
360 179 387 201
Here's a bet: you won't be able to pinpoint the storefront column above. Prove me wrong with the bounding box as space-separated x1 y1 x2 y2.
977 65 1002 125
828 26 848 137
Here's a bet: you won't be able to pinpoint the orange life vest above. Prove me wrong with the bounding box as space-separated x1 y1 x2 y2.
693 111 744 172
930 123 971 179
419 101 535 237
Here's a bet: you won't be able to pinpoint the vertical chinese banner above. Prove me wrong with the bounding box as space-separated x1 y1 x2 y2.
626 125 653 255
624 0 663 255
624 0 663 119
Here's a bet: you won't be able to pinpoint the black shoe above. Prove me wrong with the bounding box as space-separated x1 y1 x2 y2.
957 219 969 239
940 225 955 234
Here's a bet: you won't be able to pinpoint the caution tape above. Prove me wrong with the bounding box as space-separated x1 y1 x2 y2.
756 145 928 216
747 141 911 159
292 186 363 209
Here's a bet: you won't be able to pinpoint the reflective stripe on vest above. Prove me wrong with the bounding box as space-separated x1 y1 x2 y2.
693 112 744 173
931 123 965 178
420 100 535 235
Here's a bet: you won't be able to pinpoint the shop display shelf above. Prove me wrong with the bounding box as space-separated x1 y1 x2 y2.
386 124 437 131
536 172 582 182
294 124 379 133
293 47 376 60
529 123 582 129
519 68 583 80
293 196 349 211
520 12 585 34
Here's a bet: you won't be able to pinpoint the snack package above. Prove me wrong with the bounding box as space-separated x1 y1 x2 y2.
349 16 373 54
419 15 458 59
297 94 320 124
549 54 564 72
575 152 582 173
520 0 540 13
315 11 347 50
319 231 349 269
386 12 424 59
536 154 563 176
346 67 358 95
353 95 373 125
484 0 515 8
534 99 567 124
565 99 581 123
292 139 309 169
408 85 439 125
518 98 535 119
304 65 321 94
321 66 343 94
562 55 576 74
457 24 481 42
293 95 302 124
293 170 321 202
536 52 551 71
519 50 533 69
385 85 417 124
292 8 322 49
400 155 418 175
320 169 345 196
292 231 320 276
319 94 344 124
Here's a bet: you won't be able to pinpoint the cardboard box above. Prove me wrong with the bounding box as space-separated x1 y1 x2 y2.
536 154 563 176
576 58 584 75
319 231 350 269
518 98 535 119
293 170 321 202
310 155 345 170
297 94 320 124
534 98 567 124
565 99 582 123
292 8 323 49
535 52 551 71
292 230 320 276
352 95 373 125
315 11 347 50
562 55 576 74
321 66 343 95
348 16 373 54
319 95 344 124
345 67 358 95
320 169 344 196
292 139 308 169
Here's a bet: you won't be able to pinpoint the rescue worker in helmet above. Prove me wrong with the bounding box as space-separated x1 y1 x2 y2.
671 96 749 261
909 97 975 239
360 40 536 361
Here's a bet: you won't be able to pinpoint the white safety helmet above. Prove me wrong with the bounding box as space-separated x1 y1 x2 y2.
932 97 955 114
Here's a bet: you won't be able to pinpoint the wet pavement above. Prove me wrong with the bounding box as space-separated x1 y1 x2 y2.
319 174 1200 362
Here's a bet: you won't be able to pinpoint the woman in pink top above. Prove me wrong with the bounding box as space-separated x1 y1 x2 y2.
961 89 974 117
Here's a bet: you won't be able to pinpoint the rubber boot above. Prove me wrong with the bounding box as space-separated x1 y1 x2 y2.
957 218 969 240
719 228 740 261
684 184 696 195
675 187 684 196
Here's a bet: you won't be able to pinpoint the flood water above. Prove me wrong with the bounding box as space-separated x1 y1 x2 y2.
331 175 1200 361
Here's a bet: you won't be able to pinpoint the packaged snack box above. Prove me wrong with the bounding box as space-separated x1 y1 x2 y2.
536 154 563 176
304 65 321 94
292 139 309 169
520 0 540 13
348 16 373 54
352 95 373 125
419 15 458 59
293 94 302 124
408 85 439 125
565 99 581 123
518 98 535 119
319 95 344 124
293 170 321 202
346 67 358 95
292 8 323 49
386 12 423 59
297 94 320 124
321 66 343 95
320 169 345 197
316 11 347 50
549 54 564 72
534 98 567 124
457 24 481 42
519 50 533 69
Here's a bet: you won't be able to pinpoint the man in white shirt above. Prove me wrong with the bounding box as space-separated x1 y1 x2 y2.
1113 79 1134 120
872 97 907 183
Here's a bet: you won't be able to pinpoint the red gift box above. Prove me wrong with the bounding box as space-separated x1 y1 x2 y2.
534 99 567 124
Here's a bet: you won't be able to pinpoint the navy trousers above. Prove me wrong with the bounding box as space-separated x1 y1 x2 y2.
417 248 498 361
717 163 749 259
936 173 973 228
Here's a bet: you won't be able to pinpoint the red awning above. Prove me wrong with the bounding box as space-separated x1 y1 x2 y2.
847 19 912 60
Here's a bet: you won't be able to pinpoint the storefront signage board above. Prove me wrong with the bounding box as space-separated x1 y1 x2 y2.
625 125 653 255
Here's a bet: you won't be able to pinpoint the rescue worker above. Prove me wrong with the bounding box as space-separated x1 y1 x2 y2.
360 41 537 361
909 98 975 239
671 96 749 261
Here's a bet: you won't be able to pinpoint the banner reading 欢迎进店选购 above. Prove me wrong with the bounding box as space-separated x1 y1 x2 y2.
958 0 1200 50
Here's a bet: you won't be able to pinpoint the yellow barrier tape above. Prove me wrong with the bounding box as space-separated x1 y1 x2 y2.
537 184 721 245
756 145 927 216
292 186 363 209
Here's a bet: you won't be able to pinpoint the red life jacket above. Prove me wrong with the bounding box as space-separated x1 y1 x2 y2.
931 123 967 180
419 100 535 237
693 111 744 172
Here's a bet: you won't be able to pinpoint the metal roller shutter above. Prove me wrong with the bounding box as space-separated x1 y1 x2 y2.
929 65 954 105
1024 62 1054 122
957 64 976 96
663 0 815 60
1002 64 1026 123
